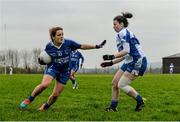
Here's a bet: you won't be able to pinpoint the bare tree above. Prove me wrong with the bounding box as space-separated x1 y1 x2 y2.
13 49 20 68
0 50 6 74
0 51 5 62
21 49 32 72
6 49 14 66
32 48 42 71
6 49 20 68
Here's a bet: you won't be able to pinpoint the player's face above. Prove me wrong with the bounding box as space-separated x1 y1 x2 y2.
113 20 123 32
53 30 64 45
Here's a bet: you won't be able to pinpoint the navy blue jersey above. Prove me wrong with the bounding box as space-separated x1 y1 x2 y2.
45 39 81 72
70 50 84 71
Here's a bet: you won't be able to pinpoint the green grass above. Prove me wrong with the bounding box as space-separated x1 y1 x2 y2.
0 74 180 121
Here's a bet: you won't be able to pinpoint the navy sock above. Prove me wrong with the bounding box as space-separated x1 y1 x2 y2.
136 94 142 103
28 96 34 102
44 103 49 109
110 100 118 108
72 79 76 84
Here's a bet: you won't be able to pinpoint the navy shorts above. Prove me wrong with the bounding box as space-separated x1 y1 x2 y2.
71 65 79 72
120 57 147 76
44 67 70 85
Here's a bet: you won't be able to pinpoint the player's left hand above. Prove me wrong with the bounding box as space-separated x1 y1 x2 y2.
103 54 115 60
95 40 106 49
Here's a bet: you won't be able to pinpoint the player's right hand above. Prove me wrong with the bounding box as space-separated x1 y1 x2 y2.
38 58 47 65
95 40 106 49
101 61 113 67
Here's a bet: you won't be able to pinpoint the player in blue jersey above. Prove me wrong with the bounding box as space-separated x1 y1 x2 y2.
101 12 147 112
70 50 84 89
20 26 106 111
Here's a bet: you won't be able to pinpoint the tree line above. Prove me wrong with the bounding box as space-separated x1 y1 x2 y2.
0 49 162 74
0 48 45 74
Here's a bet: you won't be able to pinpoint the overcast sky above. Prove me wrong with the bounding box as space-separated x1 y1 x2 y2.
0 0 180 68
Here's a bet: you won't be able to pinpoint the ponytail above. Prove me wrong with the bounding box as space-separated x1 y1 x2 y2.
113 12 133 27
122 12 133 19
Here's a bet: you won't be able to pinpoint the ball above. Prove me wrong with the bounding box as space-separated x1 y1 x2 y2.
39 51 52 64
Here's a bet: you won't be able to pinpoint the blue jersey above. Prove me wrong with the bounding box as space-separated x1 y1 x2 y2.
116 28 147 76
116 28 146 63
70 50 84 72
44 39 81 84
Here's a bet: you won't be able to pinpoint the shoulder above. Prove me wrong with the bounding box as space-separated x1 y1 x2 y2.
118 28 127 38
64 38 81 49
63 38 79 46
64 38 76 44
77 50 81 54
45 41 53 49
119 28 135 37
78 51 82 56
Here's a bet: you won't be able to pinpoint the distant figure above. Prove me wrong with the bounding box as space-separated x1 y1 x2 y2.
169 63 174 74
9 66 13 75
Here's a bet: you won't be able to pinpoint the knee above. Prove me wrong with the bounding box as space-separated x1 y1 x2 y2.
40 83 49 89
70 76 74 80
118 76 132 93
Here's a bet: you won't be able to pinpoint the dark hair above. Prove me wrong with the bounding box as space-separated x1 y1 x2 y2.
49 27 63 42
113 12 133 27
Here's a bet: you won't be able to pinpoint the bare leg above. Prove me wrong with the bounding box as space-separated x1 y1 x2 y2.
70 70 75 80
47 81 64 106
31 75 53 97
39 81 64 111
123 72 138 98
105 69 124 111
111 69 124 100
70 70 78 89
20 75 53 110
119 71 144 111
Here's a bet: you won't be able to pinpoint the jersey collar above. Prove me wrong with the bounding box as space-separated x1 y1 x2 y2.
50 39 65 49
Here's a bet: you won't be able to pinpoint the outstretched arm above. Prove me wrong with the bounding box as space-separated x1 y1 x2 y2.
80 44 96 49
80 40 106 50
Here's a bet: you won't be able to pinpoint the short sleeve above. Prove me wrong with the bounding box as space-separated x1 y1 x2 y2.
118 30 127 43
68 40 81 50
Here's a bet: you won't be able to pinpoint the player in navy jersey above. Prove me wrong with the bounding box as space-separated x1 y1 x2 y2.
20 26 106 111
70 50 84 89
101 12 147 112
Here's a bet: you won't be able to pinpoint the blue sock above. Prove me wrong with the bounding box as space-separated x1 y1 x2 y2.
136 94 142 102
110 100 118 108
28 96 34 102
44 103 49 109
72 79 76 84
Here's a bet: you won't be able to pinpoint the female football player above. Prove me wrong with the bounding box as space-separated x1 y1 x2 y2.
20 26 106 111
70 50 84 89
101 12 147 112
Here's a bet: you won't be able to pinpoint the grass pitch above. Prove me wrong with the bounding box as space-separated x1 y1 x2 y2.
0 74 180 121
